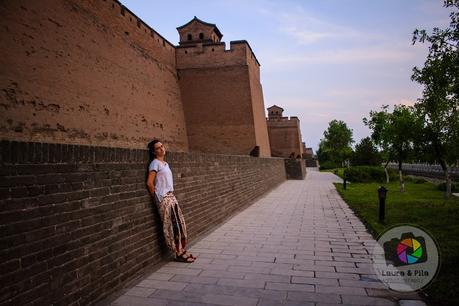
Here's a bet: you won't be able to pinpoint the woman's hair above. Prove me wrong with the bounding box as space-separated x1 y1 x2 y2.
147 139 161 161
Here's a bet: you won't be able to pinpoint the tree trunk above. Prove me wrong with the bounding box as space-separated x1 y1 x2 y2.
440 159 451 199
384 160 390 183
398 160 404 192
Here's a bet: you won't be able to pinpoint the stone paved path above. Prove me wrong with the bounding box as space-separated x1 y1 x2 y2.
110 168 423 306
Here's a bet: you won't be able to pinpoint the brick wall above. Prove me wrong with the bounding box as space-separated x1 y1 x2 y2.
0 140 286 306
0 0 188 151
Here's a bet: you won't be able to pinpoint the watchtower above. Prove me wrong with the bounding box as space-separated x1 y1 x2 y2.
267 105 285 120
177 16 222 46
175 17 271 157
266 105 304 158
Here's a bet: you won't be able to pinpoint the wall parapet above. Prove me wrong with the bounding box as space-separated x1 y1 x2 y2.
110 0 175 49
176 40 260 69
0 140 286 305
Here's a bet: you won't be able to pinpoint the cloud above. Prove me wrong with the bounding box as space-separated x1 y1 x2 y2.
272 44 420 64
257 3 365 45
281 27 334 44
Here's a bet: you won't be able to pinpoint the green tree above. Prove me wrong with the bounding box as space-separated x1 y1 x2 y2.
412 0 459 197
364 105 422 191
318 120 354 168
351 137 381 166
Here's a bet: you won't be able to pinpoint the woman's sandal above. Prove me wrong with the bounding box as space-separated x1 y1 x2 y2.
182 251 197 260
175 252 195 263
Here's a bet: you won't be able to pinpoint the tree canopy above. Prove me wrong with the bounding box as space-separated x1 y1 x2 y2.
351 137 381 166
317 119 353 168
411 0 459 196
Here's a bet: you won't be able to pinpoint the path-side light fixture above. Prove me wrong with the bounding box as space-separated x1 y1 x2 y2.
378 186 388 223
343 175 347 190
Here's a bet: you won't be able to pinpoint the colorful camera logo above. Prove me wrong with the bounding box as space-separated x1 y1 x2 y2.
383 232 428 267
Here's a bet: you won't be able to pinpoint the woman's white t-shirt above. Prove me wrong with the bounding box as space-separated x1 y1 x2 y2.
149 159 174 203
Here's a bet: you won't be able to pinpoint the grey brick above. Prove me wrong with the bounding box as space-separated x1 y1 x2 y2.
217 278 266 289
200 270 245 279
156 267 202 276
287 291 341 304
145 273 174 281
244 273 290 283
341 295 397 305
136 279 188 291
170 275 219 285
291 277 339 286
111 295 168 306
316 285 367 296
265 282 314 292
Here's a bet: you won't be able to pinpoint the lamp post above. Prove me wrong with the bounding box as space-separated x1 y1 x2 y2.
343 175 347 190
378 186 388 223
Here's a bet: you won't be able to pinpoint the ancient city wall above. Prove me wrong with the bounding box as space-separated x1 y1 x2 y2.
176 41 248 69
0 0 189 151
176 41 271 156
267 117 303 158
177 65 256 155
0 140 286 305
247 54 271 157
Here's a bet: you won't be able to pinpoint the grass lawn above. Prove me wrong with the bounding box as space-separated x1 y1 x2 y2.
335 179 459 306
320 167 345 178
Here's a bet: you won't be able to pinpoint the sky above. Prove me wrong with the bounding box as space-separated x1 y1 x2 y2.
120 0 452 152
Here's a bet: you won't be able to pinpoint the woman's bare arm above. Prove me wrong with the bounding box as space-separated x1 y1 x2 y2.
146 171 156 196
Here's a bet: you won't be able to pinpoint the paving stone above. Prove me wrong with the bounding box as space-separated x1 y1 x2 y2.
124 286 156 298
265 282 315 292
366 288 422 300
341 295 397 305
111 295 168 306
136 279 188 291
286 291 341 304
183 283 286 300
228 265 272 274
339 279 386 289
156 267 202 276
270 267 314 278
314 260 355 267
316 285 367 296
200 294 259 306
335 266 375 274
170 274 220 285
315 271 360 280
145 273 174 281
199 270 245 279
188 262 229 271
244 273 290 283
151 289 258 306
107 169 425 306
211 259 252 266
257 298 314 306
291 276 339 286
293 264 336 272
217 278 266 289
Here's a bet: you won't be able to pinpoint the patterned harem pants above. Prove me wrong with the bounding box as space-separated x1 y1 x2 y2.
157 192 188 254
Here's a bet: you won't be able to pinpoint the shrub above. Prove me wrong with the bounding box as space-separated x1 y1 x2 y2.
437 182 459 192
404 177 428 184
319 161 340 170
344 166 397 183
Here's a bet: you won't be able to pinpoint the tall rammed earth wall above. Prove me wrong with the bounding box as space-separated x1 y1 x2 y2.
267 118 303 158
0 0 188 151
176 41 271 157
0 140 286 306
